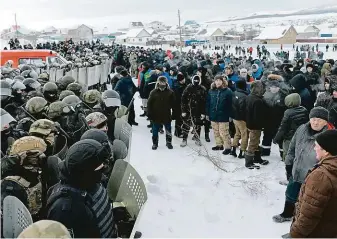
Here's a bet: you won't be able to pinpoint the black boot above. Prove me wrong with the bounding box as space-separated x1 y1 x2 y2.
205 132 210 142
238 150 245 159
245 154 260 169
212 146 224 151
160 128 164 134
152 136 158 150
140 112 146 117
166 134 173 149
254 151 269 165
260 146 271 156
222 148 231 155
272 201 295 223
230 147 237 157
147 122 153 128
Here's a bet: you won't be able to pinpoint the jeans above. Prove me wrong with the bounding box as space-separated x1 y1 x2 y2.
152 123 171 137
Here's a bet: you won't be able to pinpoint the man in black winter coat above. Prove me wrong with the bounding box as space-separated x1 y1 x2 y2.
304 63 322 102
147 76 176 150
173 73 188 138
245 81 269 169
46 139 116 238
180 75 207 147
231 78 249 158
196 67 213 141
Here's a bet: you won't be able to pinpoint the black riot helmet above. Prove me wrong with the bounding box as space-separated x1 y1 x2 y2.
43 82 59 103
56 75 76 91
66 83 82 97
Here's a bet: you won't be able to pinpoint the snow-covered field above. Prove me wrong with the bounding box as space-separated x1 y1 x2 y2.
129 95 289 237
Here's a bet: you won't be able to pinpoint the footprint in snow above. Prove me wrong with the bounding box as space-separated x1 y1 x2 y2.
147 175 159 184
147 183 162 195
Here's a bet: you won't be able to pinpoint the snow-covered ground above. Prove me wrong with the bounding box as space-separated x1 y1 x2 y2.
129 94 290 237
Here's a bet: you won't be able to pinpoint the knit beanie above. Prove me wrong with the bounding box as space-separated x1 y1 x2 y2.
316 130 337 156
309 107 329 122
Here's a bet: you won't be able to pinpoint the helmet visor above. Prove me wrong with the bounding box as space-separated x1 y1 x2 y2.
104 98 121 107
0 88 12 96
1 113 16 131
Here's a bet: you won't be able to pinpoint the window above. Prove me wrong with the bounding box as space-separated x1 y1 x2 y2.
139 38 142 42
48 57 64 65
19 58 43 65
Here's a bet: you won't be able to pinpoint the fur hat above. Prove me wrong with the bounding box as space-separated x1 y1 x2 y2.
309 107 329 122
315 130 337 156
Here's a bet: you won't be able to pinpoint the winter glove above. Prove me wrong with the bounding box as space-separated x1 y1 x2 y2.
182 113 187 118
285 164 293 181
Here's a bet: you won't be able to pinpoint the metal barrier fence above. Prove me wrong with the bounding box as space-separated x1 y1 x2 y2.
48 59 112 90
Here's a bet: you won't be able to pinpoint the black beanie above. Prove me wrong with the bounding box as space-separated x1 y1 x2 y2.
316 130 337 156
236 78 247 90
309 107 329 122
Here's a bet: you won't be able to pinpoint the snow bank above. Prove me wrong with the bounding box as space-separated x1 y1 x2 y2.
129 94 291 237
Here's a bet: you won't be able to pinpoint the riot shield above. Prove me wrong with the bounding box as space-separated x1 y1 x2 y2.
3 196 33 238
107 159 148 219
114 118 132 150
111 139 128 161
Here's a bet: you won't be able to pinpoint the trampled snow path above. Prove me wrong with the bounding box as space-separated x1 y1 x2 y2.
129 94 291 237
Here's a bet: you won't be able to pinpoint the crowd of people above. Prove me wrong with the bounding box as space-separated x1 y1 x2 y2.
1 38 337 238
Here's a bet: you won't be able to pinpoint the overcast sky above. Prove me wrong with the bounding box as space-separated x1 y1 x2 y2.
1 0 336 31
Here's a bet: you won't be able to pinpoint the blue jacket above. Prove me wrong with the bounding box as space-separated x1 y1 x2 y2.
252 67 263 80
206 84 233 122
114 76 137 107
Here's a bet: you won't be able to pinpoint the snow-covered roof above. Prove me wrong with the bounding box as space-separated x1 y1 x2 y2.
254 25 294 40
145 28 155 35
196 28 224 37
125 28 150 38
42 26 57 33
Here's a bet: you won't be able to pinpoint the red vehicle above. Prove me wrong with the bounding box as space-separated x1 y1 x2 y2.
0 50 67 68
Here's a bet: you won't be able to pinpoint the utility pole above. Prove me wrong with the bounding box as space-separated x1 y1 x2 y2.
14 13 18 39
178 9 182 53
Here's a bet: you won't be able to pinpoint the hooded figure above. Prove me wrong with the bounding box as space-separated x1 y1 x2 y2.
290 74 314 111
180 75 208 147
147 76 176 150
251 64 263 80
245 81 269 169
46 139 116 238
274 93 309 164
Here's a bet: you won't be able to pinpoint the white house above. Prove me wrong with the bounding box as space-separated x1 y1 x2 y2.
295 25 320 39
254 25 297 44
195 28 225 42
67 24 93 42
147 21 166 31
129 22 144 29
124 28 152 45
41 26 58 34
